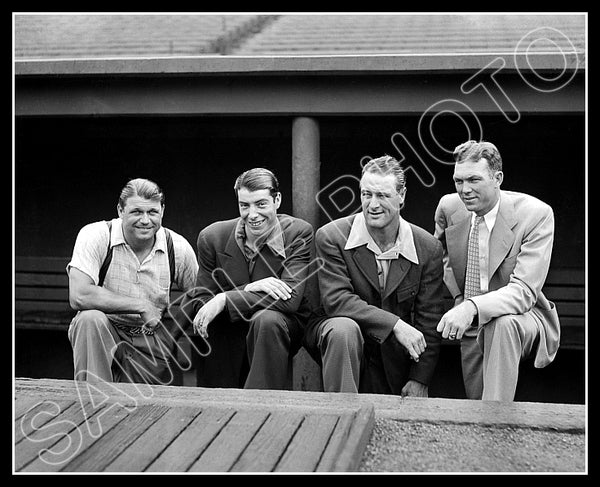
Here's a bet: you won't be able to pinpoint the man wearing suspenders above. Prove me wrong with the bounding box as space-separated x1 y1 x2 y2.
66 178 198 384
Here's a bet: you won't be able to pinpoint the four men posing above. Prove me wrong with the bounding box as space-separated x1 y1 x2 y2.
66 140 560 402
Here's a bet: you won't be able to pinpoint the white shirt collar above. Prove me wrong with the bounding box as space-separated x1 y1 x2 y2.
344 212 419 264
472 196 501 231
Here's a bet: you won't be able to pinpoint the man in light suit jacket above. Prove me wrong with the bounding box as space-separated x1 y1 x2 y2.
304 156 445 395
180 168 315 390
434 140 560 401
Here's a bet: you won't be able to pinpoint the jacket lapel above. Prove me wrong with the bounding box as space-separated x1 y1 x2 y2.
352 246 380 293
488 194 517 279
445 212 471 293
219 229 250 287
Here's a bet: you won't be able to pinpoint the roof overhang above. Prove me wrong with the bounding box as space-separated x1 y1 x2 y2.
14 54 585 116
14 53 583 77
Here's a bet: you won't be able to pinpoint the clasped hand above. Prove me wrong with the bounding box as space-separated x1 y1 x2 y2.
139 301 163 335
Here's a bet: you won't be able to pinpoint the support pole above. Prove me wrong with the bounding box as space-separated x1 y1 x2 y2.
291 116 323 392
291 116 320 228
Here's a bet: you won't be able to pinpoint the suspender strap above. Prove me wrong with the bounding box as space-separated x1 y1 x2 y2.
98 221 175 288
164 228 175 288
98 221 113 287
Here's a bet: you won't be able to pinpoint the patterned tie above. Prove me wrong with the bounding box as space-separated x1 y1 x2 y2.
464 215 484 299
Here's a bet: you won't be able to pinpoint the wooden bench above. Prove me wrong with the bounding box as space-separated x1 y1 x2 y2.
440 267 585 350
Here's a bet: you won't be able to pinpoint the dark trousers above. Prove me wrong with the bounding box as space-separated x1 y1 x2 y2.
194 309 303 390
359 333 412 395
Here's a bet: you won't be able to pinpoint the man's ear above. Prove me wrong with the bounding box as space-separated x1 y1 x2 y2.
495 171 504 187
274 192 282 210
117 204 123 218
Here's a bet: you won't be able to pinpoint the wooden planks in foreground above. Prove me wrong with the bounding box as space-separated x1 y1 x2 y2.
14 379 374 473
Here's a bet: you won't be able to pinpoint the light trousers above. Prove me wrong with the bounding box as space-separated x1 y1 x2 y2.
68 310 176 385
460 312 539 401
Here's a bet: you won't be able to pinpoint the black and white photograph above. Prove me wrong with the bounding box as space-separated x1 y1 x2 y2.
13 11 587 474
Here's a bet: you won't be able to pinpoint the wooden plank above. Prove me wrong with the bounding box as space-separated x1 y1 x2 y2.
329 405 375 471
15 256 70 272
545 268 585 286
14 321 71 331
231 411 304 472
15 301 74 313
317 405 375 472
543 287 584 301
275 413 340 472
555 302 585 317
15 399 75 444
61 404 169 472
14 395 49 420
315 411 355 471
104 406 201 472
22 402 131 472
560 317 586 329
146 406 236 472
16 287 69 301
15 400 97 471
16 273 68 287
187 409 270 472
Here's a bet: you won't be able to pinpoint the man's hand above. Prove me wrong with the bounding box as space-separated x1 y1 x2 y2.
436 299 478 340
401 379 428 397
244 277 292 301
392 319 426 362
140 302 163 335
193 293 227 338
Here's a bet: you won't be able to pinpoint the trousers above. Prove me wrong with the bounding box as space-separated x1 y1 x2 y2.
194 309 303 390
460 311 540 401
68 310 178 385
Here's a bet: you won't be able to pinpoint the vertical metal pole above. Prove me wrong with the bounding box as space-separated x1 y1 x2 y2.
291 116 323 391
292 116 320 229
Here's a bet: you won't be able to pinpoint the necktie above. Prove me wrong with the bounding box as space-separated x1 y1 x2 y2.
464 215 484 299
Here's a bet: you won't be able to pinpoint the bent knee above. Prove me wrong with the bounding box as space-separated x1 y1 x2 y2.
487 315 524 341
323 317 363 344
72 310 111 331
249 309 288 329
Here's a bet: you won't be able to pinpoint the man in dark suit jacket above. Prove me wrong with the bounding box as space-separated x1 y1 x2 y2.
180 168 314 390
305 156 445 395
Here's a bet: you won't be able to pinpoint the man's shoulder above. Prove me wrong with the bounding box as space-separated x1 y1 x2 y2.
199 218 239 237
315 215 355 240
161 227 194 252
409 222 439 245
437 193 463 212
77 219 112 240
277 213 313 233
503 190 552 213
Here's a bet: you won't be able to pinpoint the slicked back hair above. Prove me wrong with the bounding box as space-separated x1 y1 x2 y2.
118 178 165 210
362 155 406 193
453 140 503 173
234 167 280 200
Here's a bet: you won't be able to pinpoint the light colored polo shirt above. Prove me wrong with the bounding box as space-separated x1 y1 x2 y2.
67 218 198 327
